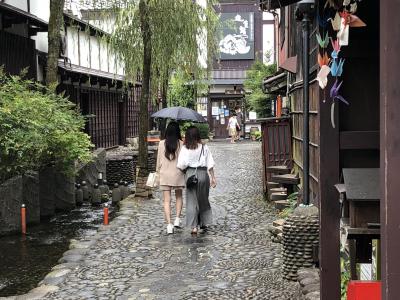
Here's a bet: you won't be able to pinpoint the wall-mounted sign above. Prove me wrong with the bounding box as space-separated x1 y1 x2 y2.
249 111 257 120
224 109 230 117
212 107 219 116
218 12 255 60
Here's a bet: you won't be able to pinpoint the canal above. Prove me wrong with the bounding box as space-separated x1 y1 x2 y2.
0 203 115 297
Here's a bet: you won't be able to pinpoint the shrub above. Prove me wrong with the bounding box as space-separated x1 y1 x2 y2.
0 68 93 183
194 123 210 139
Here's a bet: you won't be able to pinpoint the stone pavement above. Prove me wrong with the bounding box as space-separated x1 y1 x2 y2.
40 142 301 300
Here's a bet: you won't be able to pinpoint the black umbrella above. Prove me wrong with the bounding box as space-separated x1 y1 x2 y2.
151 106 206 123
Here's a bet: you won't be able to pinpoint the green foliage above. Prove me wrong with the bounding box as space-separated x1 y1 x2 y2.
341 255 351 300
194 123 210 139
0 69 92 183
98 0 219 95
167 71 195 108
244 60 277 118
179 121 209 139
278 192 298 218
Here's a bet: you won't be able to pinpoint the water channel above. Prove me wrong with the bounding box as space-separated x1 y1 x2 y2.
0 202 116 297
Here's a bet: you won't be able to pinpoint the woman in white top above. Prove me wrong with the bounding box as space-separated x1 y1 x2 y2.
227 113 239 144
177 126 216 234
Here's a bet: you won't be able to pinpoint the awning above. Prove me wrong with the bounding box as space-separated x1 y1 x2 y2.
262 72 287 94
259 0 301 10
279 56 297 73
0 2 48 33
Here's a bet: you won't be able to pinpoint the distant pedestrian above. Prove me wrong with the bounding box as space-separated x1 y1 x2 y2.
156 122 185 234
235 106 243 140
177 126 216 235
227 113 239 143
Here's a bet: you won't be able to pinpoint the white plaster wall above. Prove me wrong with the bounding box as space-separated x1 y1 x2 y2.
108 50 116 74
263 24 275 64
90 36 100 70
66 27 79 65
32 32 48 52
30 0 50 22
79 31 90 68
99 40 109 72
4 0 27 11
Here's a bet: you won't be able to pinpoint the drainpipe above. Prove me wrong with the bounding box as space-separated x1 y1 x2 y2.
296 0 315 205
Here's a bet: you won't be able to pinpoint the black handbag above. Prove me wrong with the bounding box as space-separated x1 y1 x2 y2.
186 145 204 188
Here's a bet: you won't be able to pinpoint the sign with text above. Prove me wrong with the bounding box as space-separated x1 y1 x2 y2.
218 12 255 60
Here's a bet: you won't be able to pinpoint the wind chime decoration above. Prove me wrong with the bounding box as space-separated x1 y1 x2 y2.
316 0 366 128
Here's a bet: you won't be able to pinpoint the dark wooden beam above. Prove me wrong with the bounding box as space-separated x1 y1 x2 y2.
340 131 380 150
380 0 400 298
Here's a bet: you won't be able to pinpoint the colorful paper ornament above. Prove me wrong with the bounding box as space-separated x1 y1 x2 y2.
330 79 349 105
317 32 329 48
330 12 341 31
330 58 345 77
318 52 331 67
317 65 331 89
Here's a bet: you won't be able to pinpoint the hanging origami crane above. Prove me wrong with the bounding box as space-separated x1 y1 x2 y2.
317 65 331 89
350 2 358 13
317 32 329 48
331 38 341 59
318 52 331 67
330 79 349 105
337 11 367 46
330 79 349 128
331 58 345 77
330 12 342 31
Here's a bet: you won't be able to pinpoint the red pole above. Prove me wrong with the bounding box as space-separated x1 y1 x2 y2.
21 204 26 235
277 95 282 118
104 203 109 225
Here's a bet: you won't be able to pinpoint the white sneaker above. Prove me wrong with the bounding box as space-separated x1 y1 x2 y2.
174 218 181 228
166 224 174 234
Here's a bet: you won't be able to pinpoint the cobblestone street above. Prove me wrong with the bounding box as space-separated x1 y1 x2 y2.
40 142 301 300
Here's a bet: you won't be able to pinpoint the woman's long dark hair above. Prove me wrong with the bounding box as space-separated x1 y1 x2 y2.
164 122 181 160
184 126 201 150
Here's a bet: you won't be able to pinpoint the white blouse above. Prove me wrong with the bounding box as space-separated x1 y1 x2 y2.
177 143 215 171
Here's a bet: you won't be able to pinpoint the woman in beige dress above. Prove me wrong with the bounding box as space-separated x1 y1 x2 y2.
156 122 185 234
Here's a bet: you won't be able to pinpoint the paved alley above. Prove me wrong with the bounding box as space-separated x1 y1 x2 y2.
41 142 301 300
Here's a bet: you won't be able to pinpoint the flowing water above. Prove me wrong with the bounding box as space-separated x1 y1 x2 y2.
0 203 116 297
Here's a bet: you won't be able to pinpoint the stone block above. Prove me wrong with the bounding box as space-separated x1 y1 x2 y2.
39 167 56 218
23 171 40 224
274 200 290 211
54 171 75 211
0 176 23 235
273 219 285 227
0 173 41 235
77 148 107 188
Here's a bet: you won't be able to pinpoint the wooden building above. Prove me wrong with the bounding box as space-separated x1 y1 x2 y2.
0 0 153 149
260 0 385 298
204 0 276 138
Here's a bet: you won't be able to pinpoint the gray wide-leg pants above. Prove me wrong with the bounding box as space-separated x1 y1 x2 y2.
185 168 212 228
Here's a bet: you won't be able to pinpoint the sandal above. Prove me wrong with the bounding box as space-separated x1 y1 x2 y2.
191 228 198 235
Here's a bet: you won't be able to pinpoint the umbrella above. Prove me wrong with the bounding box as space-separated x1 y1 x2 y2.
151 106 206 123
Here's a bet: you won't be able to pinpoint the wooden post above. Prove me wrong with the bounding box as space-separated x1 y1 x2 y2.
380 0 400 298
319 79 341 299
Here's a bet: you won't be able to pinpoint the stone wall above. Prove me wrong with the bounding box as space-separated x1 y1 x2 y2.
0 173 40 235
76 148 107 188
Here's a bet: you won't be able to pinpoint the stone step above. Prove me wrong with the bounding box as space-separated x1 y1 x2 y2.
270 192 288 201
268 187 287 197
266 165 291 174
275 200 290 211
273 219 286 227
271 174 300 185
267 182 280 189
